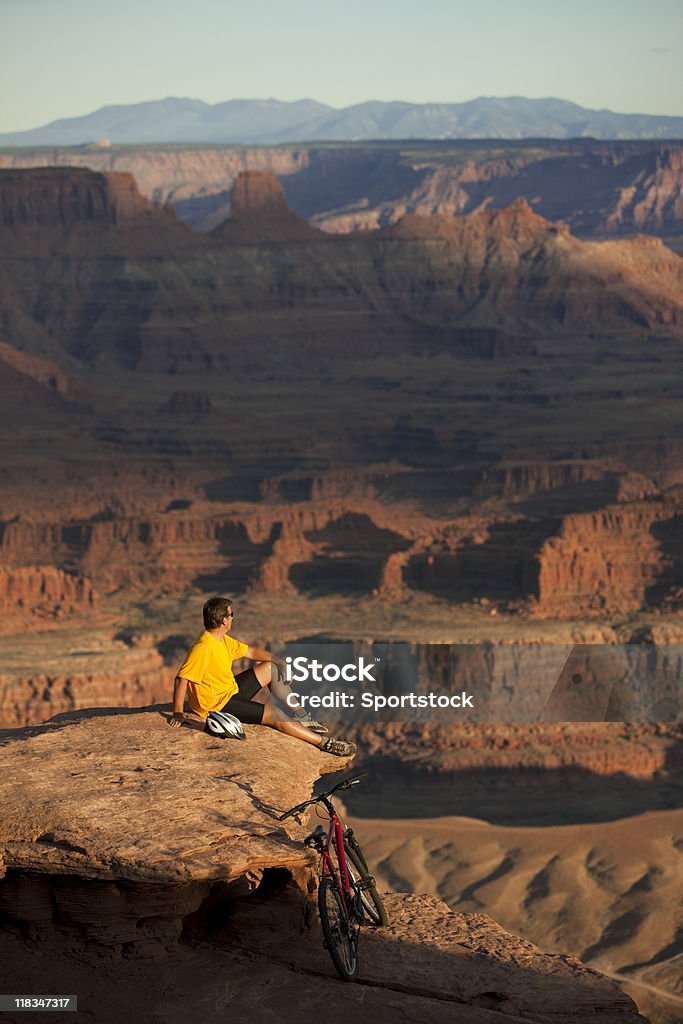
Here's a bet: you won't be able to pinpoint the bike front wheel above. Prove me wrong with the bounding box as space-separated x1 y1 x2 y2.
344 841 388 927
318 875 359 981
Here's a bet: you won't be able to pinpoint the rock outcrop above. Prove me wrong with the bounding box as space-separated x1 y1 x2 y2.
0 144 311 231
0 488 681 635
0 167 151 227
213 170 325 243
0 340 74 398
381 198 683 334
2 140 682 241
307 144 683 241
0 167 204 270
535 500 682 615
0 565 96 630
0 634 175 728
0 341 81 429
0 709 647 1022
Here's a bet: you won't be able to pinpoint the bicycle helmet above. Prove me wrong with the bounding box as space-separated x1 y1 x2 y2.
204 709 246 740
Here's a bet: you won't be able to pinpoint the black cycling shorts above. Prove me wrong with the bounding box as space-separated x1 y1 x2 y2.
221 667 265 724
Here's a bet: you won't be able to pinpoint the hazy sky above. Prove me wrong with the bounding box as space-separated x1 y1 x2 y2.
1 0 681 131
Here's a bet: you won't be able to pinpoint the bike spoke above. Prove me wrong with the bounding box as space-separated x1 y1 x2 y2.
318 877 359 980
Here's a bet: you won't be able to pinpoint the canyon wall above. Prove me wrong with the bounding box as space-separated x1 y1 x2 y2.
2 141 682 241
1 489 681 625
0 168 681 733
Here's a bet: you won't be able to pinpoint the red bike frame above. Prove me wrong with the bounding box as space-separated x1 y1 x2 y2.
279 773 385 982
319 808 355 921
279 773 368 928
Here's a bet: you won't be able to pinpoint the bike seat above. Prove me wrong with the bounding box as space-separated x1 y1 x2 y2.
304 824 328 848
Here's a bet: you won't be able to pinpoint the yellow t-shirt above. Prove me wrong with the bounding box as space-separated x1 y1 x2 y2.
177 631 249 717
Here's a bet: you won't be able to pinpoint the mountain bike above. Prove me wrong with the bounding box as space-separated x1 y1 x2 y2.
279 772 387 981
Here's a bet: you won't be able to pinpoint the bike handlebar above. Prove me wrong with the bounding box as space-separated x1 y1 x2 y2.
278 772 366 820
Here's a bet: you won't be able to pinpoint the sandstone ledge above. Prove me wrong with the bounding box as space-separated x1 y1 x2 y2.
0 709 647 1022
0 707 347 883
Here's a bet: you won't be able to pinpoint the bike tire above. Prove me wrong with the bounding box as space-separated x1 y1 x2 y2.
318 875 359 981
344 841 388 927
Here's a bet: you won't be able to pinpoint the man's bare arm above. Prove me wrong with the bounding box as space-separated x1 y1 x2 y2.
245 646 285 678
246 645 274 662
169 676 189 727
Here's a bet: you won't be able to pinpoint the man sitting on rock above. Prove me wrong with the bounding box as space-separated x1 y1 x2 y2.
169 596 356 757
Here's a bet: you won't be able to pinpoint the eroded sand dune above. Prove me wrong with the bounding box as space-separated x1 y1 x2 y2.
346 805 683 1024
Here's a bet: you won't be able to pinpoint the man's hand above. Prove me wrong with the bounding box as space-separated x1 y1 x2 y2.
171 677 189 727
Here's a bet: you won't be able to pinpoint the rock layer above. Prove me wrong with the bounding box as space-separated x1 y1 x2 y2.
2 140 683 241
2 489 681 622
1 168 682 376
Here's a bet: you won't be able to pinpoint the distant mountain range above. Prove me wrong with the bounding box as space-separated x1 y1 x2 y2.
1 96 682 146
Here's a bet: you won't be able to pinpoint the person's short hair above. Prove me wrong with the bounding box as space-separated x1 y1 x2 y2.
203 596 233 630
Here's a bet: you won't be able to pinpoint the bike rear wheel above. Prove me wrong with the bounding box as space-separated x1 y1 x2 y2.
344 841 388 927
318 875 359 981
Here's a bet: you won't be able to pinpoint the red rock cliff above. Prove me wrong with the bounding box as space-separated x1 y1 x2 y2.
0 168 154 227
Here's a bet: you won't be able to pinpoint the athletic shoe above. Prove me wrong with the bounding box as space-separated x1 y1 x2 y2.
294 712 329 734
320 737 357 757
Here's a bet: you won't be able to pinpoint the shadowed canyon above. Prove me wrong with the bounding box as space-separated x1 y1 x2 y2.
0 161 682 1021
